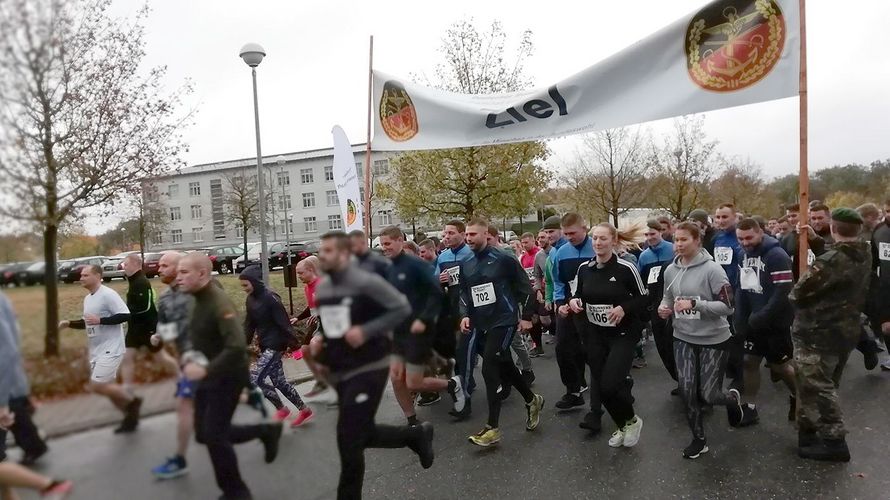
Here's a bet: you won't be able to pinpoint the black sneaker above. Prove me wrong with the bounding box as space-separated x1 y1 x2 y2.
864 350 879 370
19 444 48 466
260 423 283 464
670 386 681 397
788 395 797 422
114 397 143 434
798 430 818 448
413 422 435 469
726 389 743 427
579 384 589 395
579 411 601 433
798 437 850 462
555 393 584 410
417 392 441 407
682 438 709 459
738 403 759 427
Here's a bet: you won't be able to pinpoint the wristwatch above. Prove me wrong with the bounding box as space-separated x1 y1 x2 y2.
690 299 697 309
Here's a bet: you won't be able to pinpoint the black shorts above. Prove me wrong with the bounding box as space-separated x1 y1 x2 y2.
126 325 161 352
392 331 432 369
744 329 793 365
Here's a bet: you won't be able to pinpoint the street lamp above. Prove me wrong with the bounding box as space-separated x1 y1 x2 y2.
240 42 270 284
278 156 295 313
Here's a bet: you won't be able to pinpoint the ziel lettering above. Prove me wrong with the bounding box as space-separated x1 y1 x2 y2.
485 85 568 129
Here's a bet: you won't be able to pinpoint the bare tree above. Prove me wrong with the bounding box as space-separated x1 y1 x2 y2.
0 0 191 355
709 158 782 217
135 182 169 260
647 116 718 220
223 172 259 259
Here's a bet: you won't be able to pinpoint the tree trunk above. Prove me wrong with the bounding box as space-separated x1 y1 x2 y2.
43 225 60 357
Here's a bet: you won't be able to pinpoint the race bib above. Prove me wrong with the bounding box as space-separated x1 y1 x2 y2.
471 283 496 307
87 326 97 338
319 304 351 339
807 249 816 266
739 267 762 293
879 242 890 262
676 296 701 320
158 322 178 342
569 278 578 296
525 267 535 282
714 247 732 265
585 304 615 327
446 266 461 286
647 266 661 285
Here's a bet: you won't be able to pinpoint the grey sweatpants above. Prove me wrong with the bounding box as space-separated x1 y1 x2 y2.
674 339 731 440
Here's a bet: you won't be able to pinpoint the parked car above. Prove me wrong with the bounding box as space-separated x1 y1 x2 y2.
17 262 48 286
142 252 164 278
234 242 279 274
58 256 107 284
268 241 314 270
193 245 244 275
102 257 126 282
1 262 34 287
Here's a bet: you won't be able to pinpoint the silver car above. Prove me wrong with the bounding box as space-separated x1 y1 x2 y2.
101 257 126 282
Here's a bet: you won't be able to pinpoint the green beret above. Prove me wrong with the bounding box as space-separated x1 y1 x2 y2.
543 216 562 230
831 207 862 225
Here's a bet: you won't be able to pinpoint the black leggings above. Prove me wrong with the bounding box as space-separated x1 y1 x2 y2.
585 329 639 428
335 368 424 500
674 339 732 440
480 326 534 428
555 314 587 393
650 314 677 381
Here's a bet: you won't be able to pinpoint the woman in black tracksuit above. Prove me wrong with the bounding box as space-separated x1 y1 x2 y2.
568 223 648 448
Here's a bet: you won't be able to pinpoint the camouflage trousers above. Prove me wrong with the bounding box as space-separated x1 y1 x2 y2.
793 343 850 439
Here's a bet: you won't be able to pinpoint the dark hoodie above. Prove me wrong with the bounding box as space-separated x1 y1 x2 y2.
240 265 296 351
735 235 794 338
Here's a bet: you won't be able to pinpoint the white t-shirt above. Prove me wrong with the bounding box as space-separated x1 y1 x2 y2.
83 285 129 359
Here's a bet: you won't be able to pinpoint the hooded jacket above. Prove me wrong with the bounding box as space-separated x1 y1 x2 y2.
240 265 296 352
126 269 158 336
735 235 794 338
459 244 534 331
660 249 734 346
386 251 441 335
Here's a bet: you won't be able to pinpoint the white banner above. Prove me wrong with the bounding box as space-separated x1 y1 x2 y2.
331 125 364 232
372 0 799 151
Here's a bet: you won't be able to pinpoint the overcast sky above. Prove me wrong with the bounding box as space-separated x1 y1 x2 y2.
87 0 890 233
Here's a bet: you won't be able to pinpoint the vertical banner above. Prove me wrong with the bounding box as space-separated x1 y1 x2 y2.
331 125 364 232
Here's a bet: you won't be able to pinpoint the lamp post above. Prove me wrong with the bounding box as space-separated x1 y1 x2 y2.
277 156 294 313
240 43 270 284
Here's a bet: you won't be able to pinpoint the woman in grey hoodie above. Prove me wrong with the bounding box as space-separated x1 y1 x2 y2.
658 222 743 459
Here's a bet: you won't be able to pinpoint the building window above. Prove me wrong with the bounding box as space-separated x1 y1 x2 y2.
300 168 314 184
373 159 390 176
278 194 292 211
192 227 203 242
379 209 393 225
359 187 365 202
280 218 294 234
326 190 339 206
235 224 243 238
324 166 334 182
189 182 201 197
277 171 290 186
355 162 363 178
170 207 181 221
153 232 163 245
168 184 179 197
302 192 315 208
172 229 183 244
190 204 202 219
304 216 317 233
328 214 342 230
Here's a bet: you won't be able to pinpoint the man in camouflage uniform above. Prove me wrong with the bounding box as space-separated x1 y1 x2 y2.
789 208 872 462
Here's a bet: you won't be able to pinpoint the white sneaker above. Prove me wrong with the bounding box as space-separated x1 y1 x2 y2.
623 416 643 447
608 428 625 448
449 376 466 413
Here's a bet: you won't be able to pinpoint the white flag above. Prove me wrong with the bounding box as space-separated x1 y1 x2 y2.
331 125 364 232
373 0 799 151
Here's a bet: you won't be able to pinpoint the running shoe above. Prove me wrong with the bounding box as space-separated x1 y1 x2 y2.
682 438 709 459
274 407 292 422
40 479 74 499
448 375 466 413
291 407 314 428
555 393 584 410
622 416 643 447
417 392 441 407
114 397 142 434
727 389 744 427
260 423 284 463
579 411 601 433
608 428 626 448
580 383 589 394
246 387 268 417
304 381 328 399
526 394 545 431
414 422 435 469
788 395 797 422
881 359 890 371
20 443 49 466
468 426 501 447
739 403 760 427
151 456 189 480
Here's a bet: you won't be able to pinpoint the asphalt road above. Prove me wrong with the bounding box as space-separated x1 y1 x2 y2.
13 339 890 499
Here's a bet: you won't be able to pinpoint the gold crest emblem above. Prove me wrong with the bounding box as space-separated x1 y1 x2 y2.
686 0 786 92
379 81 418 142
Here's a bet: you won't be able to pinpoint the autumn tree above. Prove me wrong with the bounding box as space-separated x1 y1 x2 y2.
223 171 259 259
0 0 191 355
380 19 550 224
709 159 782 217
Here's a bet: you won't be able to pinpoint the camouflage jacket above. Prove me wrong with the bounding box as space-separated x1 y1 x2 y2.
790 241 871 352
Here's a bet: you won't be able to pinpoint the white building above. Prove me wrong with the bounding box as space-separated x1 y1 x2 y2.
143 145 400 250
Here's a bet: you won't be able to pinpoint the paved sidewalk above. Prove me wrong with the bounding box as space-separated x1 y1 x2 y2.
27 357 314 439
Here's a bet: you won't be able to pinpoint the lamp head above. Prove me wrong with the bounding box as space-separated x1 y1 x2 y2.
239 43 266 67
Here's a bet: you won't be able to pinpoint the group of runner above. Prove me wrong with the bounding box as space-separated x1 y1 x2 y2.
2 197 889 499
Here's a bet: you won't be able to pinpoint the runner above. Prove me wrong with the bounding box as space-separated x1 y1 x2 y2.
434 220 475 419
459 218 544 447
292 257 329 399
532 230 553 355
553 213 594 410
735 218 796 424
120 254 178 394
403 240 420 257
767 217 779 236
775 215 791 240
657 222 744 458
567 223 646 445
657 215 675 243
149 251 197 479
687 209 716 256
790 208 871 462
177 253 283 500
869 199 890 370
311 231 433 499
240 265 313 428
58 265 142 434
349 229 390 277
418 239 439 264
378 227 458 425
712 203 745 391
637 219 677 388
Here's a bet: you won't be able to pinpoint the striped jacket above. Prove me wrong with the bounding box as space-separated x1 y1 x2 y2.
734 235 795 337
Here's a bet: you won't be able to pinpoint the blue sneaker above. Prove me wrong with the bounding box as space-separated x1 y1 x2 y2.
151 456 188 480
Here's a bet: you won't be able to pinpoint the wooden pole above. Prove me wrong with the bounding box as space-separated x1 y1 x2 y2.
797 0 809 277
364 35 374 238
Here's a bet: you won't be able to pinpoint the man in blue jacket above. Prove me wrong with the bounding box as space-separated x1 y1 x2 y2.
637 219 675 386
713 203 745 390
553 213 595 410
735 218 797 425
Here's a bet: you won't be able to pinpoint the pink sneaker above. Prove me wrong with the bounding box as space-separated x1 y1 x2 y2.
291 408 314 428
41 479 74 499
274 407 291 421
291 350 304 361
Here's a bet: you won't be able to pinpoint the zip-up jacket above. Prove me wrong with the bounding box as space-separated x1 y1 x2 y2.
434 243 473 317
735 235 794 338
573 253 648 336
188 282 249 386
533 246 551 292
241 265 296 352
552 236 595 306
781 230 827 281
637 239 674 309
126 270 158 336
712 227 742 287
459 245 534 331
386 251 441 335
316 264 410 377
544 237 567 303
871 219 890 290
